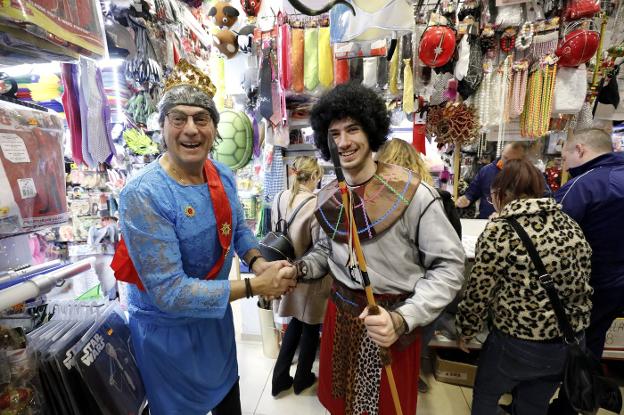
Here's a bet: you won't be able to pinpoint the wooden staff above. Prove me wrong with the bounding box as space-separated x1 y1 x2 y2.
328 137 404 415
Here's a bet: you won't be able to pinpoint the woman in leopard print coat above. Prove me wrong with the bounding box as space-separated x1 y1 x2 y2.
456 159 593 415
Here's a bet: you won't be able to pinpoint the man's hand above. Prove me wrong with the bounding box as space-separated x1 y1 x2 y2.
253 260 295 298
488 212 499 220
359 306 403 348
252 258 271 275
274 263 297 294
277 264 297 282
456 195 471 208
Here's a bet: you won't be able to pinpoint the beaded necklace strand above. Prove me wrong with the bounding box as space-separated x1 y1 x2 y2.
496 56 512 157
520 59 557 138
510 61 529 118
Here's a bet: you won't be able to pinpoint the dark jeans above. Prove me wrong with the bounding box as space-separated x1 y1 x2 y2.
211 380 241 415
272 318 321 387
472 329 568 415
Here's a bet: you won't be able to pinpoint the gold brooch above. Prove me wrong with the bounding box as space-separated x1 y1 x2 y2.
184 206 196 217
220 222 231 236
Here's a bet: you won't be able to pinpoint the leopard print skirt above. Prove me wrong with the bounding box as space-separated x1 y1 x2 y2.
330 280 418 415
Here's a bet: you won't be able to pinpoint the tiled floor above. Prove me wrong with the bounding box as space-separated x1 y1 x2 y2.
234 337 624 415
231 298 475 415
235 337 476 415
229 296 624 415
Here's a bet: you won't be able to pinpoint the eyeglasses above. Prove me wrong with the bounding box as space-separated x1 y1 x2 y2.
166 111 213 129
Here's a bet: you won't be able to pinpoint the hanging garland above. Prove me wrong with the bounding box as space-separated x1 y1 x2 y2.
427 103 480 146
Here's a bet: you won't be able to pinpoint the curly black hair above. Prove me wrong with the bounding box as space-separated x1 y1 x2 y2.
310 83 390 161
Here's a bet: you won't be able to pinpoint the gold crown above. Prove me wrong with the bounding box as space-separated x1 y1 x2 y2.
164 59 217 98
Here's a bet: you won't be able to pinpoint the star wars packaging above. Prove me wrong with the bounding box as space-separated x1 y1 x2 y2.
69 306 145 415
0 100 68 236
24 302 146 414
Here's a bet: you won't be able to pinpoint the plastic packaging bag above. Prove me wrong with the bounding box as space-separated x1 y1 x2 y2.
0 100 68 236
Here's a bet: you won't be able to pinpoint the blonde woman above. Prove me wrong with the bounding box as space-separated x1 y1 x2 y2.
376 138 461 238
271 156 332 397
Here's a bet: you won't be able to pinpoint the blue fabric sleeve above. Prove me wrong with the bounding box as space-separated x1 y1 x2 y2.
120 182 231 318
464 167 483 202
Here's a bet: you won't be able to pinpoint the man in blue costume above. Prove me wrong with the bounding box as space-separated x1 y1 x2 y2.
456 142 527 218
113 60 295 415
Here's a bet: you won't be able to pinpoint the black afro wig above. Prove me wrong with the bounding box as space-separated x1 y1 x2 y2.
310 83 390 161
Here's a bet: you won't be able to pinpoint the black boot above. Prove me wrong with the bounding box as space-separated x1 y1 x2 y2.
293 373 317 395
271 319 303 397
292 323 320 394
271 375 293 397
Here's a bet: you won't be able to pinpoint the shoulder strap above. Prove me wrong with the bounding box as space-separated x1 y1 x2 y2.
274 191 286 233
286 195 316 229
276 191 285 222
506 217 578 343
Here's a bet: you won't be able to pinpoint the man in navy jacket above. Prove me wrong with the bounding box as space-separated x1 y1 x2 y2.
456 142 527 218
555 128 624 359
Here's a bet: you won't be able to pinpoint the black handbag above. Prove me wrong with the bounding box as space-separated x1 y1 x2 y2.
506 217 623 415
259 192 315 262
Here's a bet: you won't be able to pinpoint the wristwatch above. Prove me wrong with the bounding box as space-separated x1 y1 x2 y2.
294 260 308 281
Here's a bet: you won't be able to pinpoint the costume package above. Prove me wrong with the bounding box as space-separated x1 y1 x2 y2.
0 0 106 59
0 100 68 236
71 311 145 415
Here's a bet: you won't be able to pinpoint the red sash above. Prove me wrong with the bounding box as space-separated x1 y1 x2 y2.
110 160 233 291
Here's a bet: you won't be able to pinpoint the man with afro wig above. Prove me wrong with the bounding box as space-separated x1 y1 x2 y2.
280 83 465 414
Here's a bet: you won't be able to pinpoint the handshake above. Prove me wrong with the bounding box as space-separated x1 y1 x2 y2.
252 260 299 299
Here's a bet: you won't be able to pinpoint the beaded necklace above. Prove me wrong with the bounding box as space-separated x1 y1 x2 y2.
520 71 531 137
500 28 517 54
531 68 544 137
520 57 558 137
541 63 557 134
510 60 529 118
477 66 493 129
496 56 512 157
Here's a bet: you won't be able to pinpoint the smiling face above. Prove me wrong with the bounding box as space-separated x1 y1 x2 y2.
328 118 375 179
163 105 216 169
